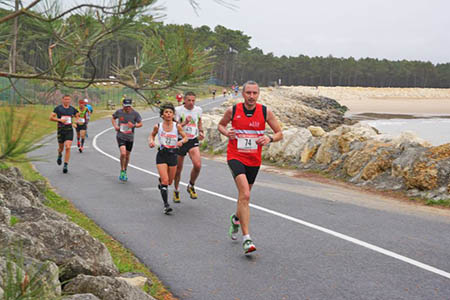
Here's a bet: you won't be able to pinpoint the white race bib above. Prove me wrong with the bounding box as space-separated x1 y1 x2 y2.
184 124 198 139
161 133 177 148
120 124 132 134
61 116 72 125
237 136 258 151
78 118 85 124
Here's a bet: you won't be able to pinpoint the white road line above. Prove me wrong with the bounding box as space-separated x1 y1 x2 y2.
92 103 450 280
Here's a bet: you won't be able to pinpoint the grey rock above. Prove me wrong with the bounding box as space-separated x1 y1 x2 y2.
0 225 43 257
0 206 10 225
10 205 67 223
0 255 61 298
64 274 155 300
15 220 118 281
62 294 101 300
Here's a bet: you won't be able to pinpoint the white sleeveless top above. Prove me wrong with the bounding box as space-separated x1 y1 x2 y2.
157 122 178 150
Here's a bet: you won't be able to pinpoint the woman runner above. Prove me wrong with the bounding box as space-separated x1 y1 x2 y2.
148 103 188 214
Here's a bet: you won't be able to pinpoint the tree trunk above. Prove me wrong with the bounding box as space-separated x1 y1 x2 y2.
9 0 19 104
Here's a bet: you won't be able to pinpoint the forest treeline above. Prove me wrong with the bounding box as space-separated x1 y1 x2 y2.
1 7 449 88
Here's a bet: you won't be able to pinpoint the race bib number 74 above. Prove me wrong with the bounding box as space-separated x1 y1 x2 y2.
237 134 258 152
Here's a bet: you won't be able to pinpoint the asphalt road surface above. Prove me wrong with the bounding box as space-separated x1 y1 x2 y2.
32 97 450 299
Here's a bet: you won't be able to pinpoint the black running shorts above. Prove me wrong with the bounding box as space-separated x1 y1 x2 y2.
227 159 260 185
57 129 74 144
156 149 178 166
117 137 133 152
177 137 199 157
76 124 87 131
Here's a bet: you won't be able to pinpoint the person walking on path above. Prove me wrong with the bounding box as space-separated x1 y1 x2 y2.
49 94 79 174
84 98 93 138
173 92 204 203
111 98 143 182
149 103 188 214
76 99 89 153
218 81 283 254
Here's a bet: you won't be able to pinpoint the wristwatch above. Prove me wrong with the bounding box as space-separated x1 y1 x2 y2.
268 136 274 143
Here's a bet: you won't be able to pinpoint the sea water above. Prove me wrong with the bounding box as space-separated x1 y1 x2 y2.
359 117 450 146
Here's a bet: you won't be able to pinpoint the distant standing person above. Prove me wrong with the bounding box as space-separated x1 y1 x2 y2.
76 99 89 153
218 81 283 254
176 93 183 105
212 89 216 99
149 103 188 214
173 92 204 203
49 94 79 174
84 98 93 138
222 88 227 98
234 85 239 96
111 98 143 182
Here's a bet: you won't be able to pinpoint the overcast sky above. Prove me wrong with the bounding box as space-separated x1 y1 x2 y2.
161 0 450 64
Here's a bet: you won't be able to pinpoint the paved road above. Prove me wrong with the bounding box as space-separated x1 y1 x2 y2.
32 97 450 299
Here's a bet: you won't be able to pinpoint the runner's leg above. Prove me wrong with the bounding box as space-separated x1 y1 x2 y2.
80 130 86 148
157 163 171 210
119 145 127 171
125 150 131 170
188 147 201 185
234 174 251 236
174 155 185 191
168 165 177 186
64 140 72 163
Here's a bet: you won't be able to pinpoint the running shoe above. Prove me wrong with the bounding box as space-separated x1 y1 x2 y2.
119 170 125 181
78 147 83 153
123 171 128 182
62 165 68 174
173 191 180 203
228 214 240 240
57 154 62 165
243 239 256 254
163 205 173 215
187 185 198 199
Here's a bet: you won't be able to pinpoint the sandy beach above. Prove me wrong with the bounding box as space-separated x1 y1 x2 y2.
340 98 450 116
285 86 450 115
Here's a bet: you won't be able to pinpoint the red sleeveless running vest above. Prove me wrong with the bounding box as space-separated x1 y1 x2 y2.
227 103 266 166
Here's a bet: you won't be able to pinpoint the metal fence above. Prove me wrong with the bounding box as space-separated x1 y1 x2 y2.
0 78 149 108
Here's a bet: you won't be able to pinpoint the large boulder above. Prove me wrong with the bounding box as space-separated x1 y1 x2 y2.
14 220 118 281
262 127 311 162
63 275 155 300
0 169 46 209
201 114 228 153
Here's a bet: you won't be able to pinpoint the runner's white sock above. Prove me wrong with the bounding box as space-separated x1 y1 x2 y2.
243 234 251 242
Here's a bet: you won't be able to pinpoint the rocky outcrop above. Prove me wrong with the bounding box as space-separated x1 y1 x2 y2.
202 88 450 202
0 167 153 299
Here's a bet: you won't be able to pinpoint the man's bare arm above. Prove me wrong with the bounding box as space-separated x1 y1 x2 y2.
217 107 234 139
266 109 283 142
